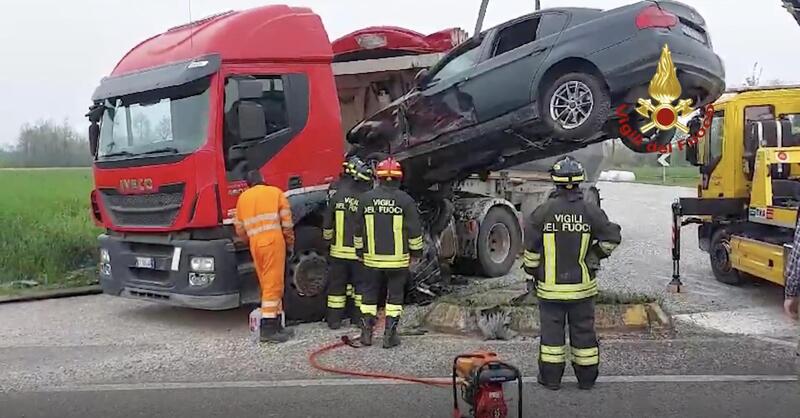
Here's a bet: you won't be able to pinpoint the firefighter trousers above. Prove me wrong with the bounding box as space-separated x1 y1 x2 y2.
327 258 363 315
251 237 286 318
538 298 599 387
359 267 407 319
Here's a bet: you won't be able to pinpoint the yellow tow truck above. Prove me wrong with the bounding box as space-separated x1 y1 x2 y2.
671 85 800 290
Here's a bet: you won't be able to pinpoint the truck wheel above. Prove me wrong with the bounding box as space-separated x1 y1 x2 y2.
709 229 746 286
476 207 522 277
284 225 328 322
542 72 610 140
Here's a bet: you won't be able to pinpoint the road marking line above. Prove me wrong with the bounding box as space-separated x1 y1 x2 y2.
31 375 797 393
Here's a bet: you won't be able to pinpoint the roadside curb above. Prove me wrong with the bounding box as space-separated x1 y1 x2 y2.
0 285 102 305
419 301 670 336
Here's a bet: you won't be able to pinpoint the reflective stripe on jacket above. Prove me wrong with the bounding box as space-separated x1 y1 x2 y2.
524 188 621 301
322 178 370 260
234 184 295 247
354 184 423 269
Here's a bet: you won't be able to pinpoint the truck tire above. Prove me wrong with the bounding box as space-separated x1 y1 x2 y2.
541 72 610 140
709 229 746 286
284 225 328 322
476 207 522 277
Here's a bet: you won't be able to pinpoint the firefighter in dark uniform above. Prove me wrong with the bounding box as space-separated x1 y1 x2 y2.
322 156 374 329
354 157 424 348
523 156 621 390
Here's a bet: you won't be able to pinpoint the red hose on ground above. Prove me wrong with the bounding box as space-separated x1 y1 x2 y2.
308 334 452 388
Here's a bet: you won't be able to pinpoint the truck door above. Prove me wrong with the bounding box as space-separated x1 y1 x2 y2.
699 109 726 194
462 11 567 122
402 39 486 148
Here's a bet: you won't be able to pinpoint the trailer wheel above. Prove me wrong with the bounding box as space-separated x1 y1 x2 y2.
709 229 746 286
284 225 328 322
541 72 610 140
476 207 522 277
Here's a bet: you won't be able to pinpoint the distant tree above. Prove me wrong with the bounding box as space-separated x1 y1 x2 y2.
744 62 763 87
766 78 786 86
2 120 91 168
156 117 172 141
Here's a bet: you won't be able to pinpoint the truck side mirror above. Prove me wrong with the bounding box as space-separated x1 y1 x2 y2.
685 116 701 166
414 69 429 88
89 123 100 157
237 101 267 141
236 79 264 100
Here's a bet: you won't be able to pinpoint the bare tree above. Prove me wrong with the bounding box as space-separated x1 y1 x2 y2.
744 62 763 87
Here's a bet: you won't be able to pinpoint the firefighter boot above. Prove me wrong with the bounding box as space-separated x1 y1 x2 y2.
260 318 291 344
359 315 375 346
349 302 362 327
382 317 401 349
326 308 344 330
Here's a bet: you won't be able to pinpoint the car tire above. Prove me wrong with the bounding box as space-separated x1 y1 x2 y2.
709 229 746 286
542 72 610 140
615 111 675 153
284 225 328 322
476 207 522 277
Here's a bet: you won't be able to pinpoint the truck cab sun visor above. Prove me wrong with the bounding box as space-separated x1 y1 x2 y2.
91 54 221 101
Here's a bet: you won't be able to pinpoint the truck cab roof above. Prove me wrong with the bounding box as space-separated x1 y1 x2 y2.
109 5 333 78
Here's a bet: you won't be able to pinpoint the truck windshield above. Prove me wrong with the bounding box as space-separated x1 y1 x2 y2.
98 78 211 159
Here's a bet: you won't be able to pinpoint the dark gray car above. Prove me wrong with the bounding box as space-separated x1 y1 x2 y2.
347 1 725 191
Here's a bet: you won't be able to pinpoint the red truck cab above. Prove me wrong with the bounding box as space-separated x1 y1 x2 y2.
87 5 465 318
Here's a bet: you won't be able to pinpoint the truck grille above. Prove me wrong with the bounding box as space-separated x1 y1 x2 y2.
99 184 185 227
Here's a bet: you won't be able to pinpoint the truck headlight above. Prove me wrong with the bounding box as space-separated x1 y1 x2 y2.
190 256 215 272
100 248 110 263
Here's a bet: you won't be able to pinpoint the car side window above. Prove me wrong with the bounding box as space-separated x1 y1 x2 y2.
537 12 568 39
492 17 539 57
428 43 482 83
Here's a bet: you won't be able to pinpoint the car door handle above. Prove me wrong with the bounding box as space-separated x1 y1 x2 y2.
532 47 547 53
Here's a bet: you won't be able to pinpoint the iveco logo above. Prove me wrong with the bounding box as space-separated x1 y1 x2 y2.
120 178 154 193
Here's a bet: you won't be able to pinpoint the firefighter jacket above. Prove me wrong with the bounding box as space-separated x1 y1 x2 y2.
354 183 424 269
523 188 621 301
322 177 371 260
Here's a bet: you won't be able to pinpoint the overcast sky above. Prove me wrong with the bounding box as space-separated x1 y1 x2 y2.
0 0 797 145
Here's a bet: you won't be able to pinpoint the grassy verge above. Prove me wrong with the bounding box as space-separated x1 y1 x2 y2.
615 165 699 187
0 169 101 290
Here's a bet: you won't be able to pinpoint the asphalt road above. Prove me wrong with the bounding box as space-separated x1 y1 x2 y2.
3 380 799 418
1 182 798 417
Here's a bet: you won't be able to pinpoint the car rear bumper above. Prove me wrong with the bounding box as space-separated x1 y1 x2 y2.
596 30 725 108
98 233 253 311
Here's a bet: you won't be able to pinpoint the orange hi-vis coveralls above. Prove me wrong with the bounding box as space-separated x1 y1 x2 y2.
234 185 295 319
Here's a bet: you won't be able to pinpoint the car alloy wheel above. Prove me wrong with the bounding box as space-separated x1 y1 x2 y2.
549 80 595 130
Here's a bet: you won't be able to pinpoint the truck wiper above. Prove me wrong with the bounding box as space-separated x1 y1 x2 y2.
140 147 180 155
102 150 135 158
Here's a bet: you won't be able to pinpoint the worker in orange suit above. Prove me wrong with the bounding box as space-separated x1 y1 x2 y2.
234 170 295 343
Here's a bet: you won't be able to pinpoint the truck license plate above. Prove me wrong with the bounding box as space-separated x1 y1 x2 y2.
135 257 155 269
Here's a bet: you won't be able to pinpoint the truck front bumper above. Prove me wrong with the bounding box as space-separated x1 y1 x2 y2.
98 233 253 311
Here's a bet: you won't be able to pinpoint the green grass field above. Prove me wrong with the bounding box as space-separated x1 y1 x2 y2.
0 169 100 292
623 166 700 187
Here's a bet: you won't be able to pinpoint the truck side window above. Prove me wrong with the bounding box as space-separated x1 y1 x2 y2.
493 17 540 56
223 75 290 174
743 105 774 140
708 111 725 163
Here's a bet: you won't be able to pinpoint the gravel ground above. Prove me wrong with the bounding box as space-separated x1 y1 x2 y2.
0 182 796 393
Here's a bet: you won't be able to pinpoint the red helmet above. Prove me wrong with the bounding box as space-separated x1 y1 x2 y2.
375 157 403 180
